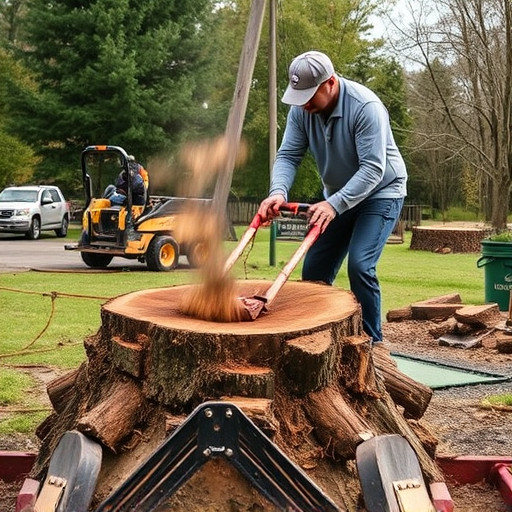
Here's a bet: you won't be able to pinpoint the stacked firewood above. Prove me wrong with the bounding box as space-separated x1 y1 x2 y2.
386 293 512 353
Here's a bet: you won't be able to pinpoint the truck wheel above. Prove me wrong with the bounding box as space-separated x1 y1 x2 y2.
26 216 41 240
187 241 209 268
55 216 69 237
146 236 179 271
81 252 114 268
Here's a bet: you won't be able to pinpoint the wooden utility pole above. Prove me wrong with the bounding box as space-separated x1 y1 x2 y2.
268 0 278 266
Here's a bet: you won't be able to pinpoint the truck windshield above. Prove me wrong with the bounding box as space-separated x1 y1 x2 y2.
0 189 38 202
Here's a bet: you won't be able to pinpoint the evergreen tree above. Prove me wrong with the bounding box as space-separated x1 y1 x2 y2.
7 0 215 189
0 48 38 188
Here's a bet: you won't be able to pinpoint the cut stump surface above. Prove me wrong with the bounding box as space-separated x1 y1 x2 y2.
103 280 359 335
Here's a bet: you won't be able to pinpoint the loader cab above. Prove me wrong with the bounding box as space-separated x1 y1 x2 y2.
67 144 213 271
80 145 146 246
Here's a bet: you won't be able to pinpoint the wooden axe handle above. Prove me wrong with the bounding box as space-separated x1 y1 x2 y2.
224 203 310 275
223 213 262 274
259 224 321 307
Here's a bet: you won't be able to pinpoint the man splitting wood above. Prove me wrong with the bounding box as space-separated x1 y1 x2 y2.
258 50 407 345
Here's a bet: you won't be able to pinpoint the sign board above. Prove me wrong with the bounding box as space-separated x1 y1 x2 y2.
275 217 308 240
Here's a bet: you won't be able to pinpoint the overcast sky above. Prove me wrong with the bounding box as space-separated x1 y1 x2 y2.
369 0 413 39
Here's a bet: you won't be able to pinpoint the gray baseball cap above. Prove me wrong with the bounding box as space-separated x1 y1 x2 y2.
282 51 335 106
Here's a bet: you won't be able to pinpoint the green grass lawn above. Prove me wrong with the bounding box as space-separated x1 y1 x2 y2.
0 226 488 434
0 228 487 368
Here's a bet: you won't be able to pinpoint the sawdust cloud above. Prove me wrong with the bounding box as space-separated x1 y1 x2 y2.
175 136 249 322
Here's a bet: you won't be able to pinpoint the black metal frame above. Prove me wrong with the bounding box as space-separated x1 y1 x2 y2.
96 401 340 511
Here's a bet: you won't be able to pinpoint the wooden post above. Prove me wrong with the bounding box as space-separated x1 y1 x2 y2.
268 0 277 266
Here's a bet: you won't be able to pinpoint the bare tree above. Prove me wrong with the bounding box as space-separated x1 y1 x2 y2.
407 59 465 219
0 0 26 46
391 0 512 228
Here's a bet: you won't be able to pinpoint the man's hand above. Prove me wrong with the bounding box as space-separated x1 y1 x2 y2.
257 194 286 221
307 201 336 233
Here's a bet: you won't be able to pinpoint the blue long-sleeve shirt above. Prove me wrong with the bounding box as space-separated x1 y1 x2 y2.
270 76 407 214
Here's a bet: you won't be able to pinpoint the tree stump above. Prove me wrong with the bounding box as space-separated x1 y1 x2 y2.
410 225 493 253
32 280 443 511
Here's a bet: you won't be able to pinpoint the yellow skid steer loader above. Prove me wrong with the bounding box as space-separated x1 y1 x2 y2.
65 145 210 271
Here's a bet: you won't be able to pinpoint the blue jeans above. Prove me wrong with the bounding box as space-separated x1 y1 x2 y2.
302 197 404 343
103 185 127 206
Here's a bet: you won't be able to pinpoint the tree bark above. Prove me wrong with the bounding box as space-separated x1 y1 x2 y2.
372 346 433 419
305 386 374 458
46 367 80 414
76 379 144 452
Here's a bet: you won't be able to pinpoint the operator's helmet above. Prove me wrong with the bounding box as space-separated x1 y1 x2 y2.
127 154 136 162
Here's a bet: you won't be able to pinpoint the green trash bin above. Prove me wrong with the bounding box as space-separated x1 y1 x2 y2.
477 240 512 311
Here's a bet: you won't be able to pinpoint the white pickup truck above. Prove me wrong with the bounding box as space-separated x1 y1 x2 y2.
0 185 70 239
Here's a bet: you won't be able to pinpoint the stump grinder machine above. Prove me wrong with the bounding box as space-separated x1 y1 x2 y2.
65 145 211 271
28 402 439 511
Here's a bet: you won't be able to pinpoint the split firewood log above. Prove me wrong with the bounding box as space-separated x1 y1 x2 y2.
495 333 512 354
411 303 465 321
386 306 412 322
418 293 462 305
47 367 80 414
304 385 374 458
454 304 502 327
428 317 458 338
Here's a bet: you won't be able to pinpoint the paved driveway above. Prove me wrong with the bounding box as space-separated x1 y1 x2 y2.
0 233 150 272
